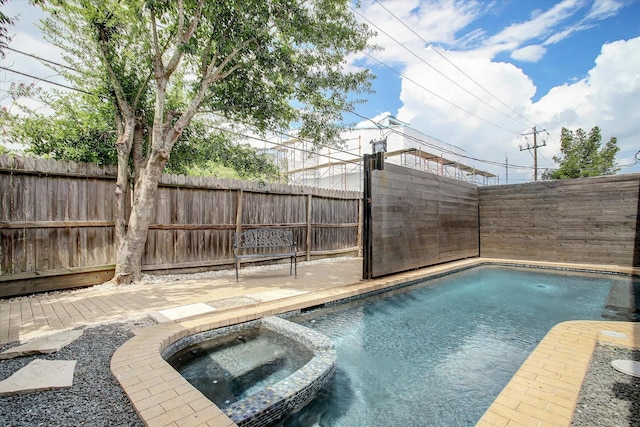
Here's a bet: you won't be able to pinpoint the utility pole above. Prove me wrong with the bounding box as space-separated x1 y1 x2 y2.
505 156 508 184
519 126 546 181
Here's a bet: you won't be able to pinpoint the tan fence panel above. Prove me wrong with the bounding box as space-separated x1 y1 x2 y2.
479 181 558 260
0 156 116 276
479 174 640 266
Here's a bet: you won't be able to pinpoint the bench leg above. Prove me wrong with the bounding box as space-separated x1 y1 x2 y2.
235 257 239 282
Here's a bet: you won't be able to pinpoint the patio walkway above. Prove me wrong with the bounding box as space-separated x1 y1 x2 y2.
0 257 363 345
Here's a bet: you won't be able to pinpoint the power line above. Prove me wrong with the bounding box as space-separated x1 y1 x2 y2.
208 125 364 166
1 63 533 174
0 66 93 95
372 0 538 130
362 52 522 134
351 5 530 132
2 53 534 175
346 109 533 171
519 127 547 180
5 46 76 71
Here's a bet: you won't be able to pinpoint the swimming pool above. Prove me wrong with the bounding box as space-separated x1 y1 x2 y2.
280 265 629 426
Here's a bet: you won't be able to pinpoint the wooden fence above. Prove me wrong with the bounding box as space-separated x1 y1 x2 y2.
3 155 639 297
0 155 361 297
479 174 640 266
364 162 640 279
364 162 478 278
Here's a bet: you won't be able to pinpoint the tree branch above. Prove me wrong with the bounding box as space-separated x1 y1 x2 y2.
164 0 205 79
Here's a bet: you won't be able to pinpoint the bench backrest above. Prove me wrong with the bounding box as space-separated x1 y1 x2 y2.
234 229 294 249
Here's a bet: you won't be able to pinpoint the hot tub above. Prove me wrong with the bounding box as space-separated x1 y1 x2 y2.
162 316 336 427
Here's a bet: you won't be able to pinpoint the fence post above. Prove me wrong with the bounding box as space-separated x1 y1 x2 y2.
363 154 372 279
235 189 243 236
306 194 312 261
357 198 363 257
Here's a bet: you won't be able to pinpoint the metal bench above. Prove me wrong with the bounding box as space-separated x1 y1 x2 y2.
233 228 297 281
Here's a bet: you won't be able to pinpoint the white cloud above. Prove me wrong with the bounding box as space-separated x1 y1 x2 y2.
481 0 584 57
396 51 537 171
543 0 622 45
586 0 625 20
356 111 392 128
530 37 640 163
398 36 640 180
511 45 547 62
359 0 485 65
1 3 66 113
543 23 592 45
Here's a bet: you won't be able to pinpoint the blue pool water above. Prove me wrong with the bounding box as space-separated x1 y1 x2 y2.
282 265 628 427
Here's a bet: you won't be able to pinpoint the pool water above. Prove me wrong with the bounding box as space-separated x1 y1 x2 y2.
282 265 628 426
168 328 313 409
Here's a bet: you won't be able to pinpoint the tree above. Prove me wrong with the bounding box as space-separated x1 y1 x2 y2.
37 0 374 284
163 118 282 181
0 0 15 58
5 89 119 165
542 126 619 180
4 89 281 180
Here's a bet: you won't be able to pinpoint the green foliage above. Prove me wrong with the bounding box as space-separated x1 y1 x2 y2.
4 88 280 180
165 120 281 181
11 92 120 166
38 0 374 146
0 0 14 58
6 91 281 180
9 0 373 174
6 0 375 279
162 0 373 144
542 126 619 180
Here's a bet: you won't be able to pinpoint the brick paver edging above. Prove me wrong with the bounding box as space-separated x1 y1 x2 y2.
477 321 640 426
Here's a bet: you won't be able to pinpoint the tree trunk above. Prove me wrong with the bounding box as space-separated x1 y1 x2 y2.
113 148 169 285
132 117 146 188
114 117 136 251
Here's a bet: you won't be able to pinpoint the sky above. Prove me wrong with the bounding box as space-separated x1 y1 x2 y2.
347 0 640 182
2 0 640 183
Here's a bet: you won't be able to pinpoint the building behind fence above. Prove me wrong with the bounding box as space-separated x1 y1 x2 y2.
0 155 361 297
280 115 498 191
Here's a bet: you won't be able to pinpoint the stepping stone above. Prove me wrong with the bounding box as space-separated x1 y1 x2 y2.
0 359 77 396
600 330 628 339
149 302 216 323
207 296 260 310
611 359 640 378
0 330 83 360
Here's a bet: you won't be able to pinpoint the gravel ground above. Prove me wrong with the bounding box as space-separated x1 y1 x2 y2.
571 345 640 427
0 319 153 427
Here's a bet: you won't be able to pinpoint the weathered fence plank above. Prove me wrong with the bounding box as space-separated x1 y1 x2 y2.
368 163 479 277
479 174 640 266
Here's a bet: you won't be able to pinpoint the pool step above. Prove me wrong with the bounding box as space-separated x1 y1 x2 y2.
603 280 640 321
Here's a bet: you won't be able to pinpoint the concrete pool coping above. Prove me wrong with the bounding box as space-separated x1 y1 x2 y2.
109 257 640 427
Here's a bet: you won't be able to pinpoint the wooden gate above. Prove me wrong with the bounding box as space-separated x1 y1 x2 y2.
363 159 479 279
